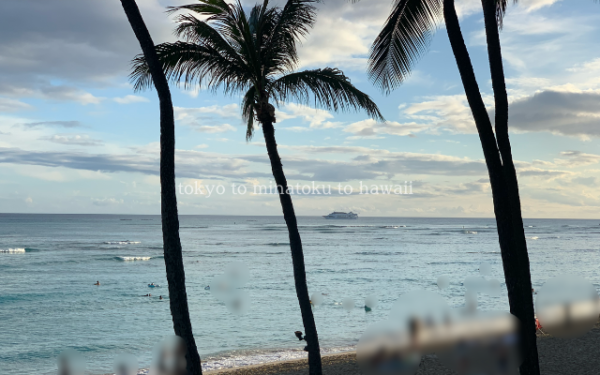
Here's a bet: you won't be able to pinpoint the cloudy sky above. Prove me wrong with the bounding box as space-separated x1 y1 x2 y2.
0 0 599 217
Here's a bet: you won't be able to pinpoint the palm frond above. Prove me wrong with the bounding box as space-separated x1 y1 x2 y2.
262 0 319 76
495 0 517 28
368 0 441 93
242 86 258 140
169 1 247 63
167 0 231 20
270 68 385 121
130 41 250 95
174 14 246 66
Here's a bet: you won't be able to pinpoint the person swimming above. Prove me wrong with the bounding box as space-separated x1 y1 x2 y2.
143 293 151 297
159 296 163 300
94 281 100 286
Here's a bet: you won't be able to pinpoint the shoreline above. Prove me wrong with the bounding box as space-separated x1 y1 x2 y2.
205 351 356 374
204 327 600 375
99 323 600 375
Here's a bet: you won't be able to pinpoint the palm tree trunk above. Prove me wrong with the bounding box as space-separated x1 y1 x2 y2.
443 1 540 374
119 1 202 374
480 2 540 374
259 105 323 375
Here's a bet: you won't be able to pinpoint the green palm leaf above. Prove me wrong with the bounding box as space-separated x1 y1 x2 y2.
368 0 441 93
130 41 250 93
270 68 385 121
242 86 258 140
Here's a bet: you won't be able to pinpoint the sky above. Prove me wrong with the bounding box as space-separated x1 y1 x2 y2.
0 0 599 218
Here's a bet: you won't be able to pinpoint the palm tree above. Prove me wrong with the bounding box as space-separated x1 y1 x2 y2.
119 1 203 374
369 1 539 374
129 1 384 374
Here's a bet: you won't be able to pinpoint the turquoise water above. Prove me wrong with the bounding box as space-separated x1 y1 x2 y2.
1 214 599 374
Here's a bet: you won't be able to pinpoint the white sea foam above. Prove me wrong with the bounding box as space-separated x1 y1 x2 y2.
530 236 539 240
201 346 355 372
116 256 152 261
0 248 26 253
104 241 141 245
114 346 355 375
464 230 478 234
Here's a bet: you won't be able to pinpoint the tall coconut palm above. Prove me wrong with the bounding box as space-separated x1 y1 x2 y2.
369 0 539 374
130 1 384 374
120 1 203 374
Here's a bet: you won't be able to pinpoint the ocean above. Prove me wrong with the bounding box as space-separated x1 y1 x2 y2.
1 214 599 374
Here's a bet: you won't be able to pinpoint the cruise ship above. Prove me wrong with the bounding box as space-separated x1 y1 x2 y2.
323 211 358 219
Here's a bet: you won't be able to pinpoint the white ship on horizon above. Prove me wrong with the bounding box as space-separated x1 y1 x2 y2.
323 211 358 219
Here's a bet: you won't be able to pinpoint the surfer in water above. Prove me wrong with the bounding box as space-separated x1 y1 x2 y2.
94 281 100 286
159 296 163 300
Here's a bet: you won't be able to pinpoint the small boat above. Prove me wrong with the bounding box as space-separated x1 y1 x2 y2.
148 283 160 288
323 212 358 219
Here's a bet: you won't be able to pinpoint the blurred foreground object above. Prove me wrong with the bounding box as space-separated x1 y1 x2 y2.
358 291 522 375
212 262 250 314
57 350 85 375
343 297 355 312
114 354 138 375
311 292 324 306
535 275 600 338
437 275 450 290
365 294 379 311
149 336 187 375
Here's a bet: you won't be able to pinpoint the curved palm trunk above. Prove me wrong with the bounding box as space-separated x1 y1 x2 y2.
480 1 540 373
258 104 323 375
443 1 539 374
120 1 202 374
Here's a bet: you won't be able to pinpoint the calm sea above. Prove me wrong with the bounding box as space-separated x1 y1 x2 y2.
1 214 599 374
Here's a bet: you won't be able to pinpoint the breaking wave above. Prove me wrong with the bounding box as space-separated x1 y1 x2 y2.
103 241 141 245
0 248 26 254
115 256 153 261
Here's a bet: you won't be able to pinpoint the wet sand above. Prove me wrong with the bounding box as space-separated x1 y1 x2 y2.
206 327 600 375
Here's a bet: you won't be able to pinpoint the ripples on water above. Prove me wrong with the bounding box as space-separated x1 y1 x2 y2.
0 214 599 374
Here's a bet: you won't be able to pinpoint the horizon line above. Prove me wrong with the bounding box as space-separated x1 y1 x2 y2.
0 212 598 221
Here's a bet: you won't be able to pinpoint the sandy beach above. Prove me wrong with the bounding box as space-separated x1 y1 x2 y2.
206 327 600 375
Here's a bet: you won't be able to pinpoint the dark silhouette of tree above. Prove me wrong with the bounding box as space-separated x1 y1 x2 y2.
130 1 383 374
120 1 202 373
368 1 539 373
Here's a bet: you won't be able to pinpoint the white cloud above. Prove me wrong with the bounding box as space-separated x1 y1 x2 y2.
0 97 32 112
555 151 600 167
404 95 479 134
113 95 150 104
175 104 240 133
193 124 237 134
276 103 339 128
520 0 562 12
344 119 426 138
40 86 104 105
567 58 600 73
41 134 103 146
92 197 124 206
175 104 239 120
